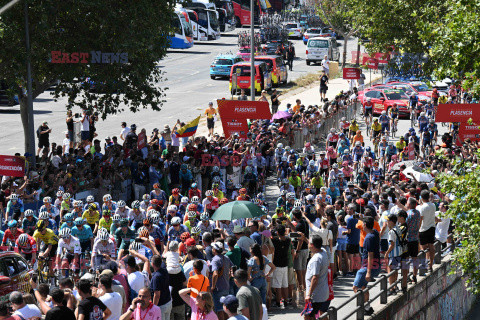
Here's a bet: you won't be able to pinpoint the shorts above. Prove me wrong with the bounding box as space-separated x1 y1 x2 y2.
80 240 92 253
407 241 419 258
288 267 295 285
380 239 389 252
389 256 407 270
293 249 309 270
336 241 346 251
81 130 90 141
38 140 49 149
364 108 372 117
207 118 215 129
353 267 380 288
391 114 398 120
346 244 359 255
272 266 288 288
381 123 389 132
373 130 381 138
68 130 74 141
305 300 331 316
320 86 327 94
419 227 435 245
48 244 58 258
330 245 336 264
212 290 229 312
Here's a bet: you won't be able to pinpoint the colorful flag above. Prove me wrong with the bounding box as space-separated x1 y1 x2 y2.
176 115 200 137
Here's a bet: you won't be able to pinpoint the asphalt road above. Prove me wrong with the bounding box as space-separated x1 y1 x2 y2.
0 30 361 154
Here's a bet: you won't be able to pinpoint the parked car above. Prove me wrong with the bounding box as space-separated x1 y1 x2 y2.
303 28 322 45
306 37 340 65
210 55 243 79
0 252 33 299
285 22 303 39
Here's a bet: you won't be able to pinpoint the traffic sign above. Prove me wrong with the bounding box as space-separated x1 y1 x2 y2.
343 68 361 79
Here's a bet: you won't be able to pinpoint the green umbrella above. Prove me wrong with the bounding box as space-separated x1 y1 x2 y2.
211 200 264 221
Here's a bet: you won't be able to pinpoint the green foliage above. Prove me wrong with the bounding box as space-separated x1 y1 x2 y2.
316 0 357 37
438 157 480 293
0 0 174 118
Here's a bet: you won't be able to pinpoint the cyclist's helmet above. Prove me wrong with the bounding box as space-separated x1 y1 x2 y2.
191 182 197 188
64 213 73 222
191 196 200 204
88 203 97 211
171 217 182 225
59 227 71 239
132 200 141 209
39 211 50 220
103 194 112 202
381 111 386 115
86 195 94 202
239 188 247 195
332 163 339 169
138 228 150 238
143 217 154 226
187 211 197 220
294 200 302 208
10 194 18 201
74 217 84 226
117 200 126 208
306 194 315 201
129 241 143 251
187 204 197 212
167 205 177 213
330 128 335 133
142 194 151 201
74 200 83 208
56 190 64 198
98 229 110 241
367 98 372 102
43 196 52 204
172 188 180 195
180 232 191 242
205 190 214 197
181 197 189 204
120 218 129 227
8 220 17 228
18 234 29 247
36 220 47 230
191 226 201 236
287 192 295 200
245 166 253 174
103 209 112 216
309 160 315 166
24 209 34 217
221 198 229 204
200 213 209 221
420 112 425 116
277 143 283 148
62 193 71 200
112 214 121 222
150 213 160 224
213 176 220 183
430 119 435 124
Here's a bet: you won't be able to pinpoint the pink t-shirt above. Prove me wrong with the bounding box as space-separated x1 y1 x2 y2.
190 297 218 320
133 303 162 320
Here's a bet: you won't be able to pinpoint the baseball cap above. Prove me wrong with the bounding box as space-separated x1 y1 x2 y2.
100 269 114 278
233 225 243 234
212 241 224 252
385 214 398 223
220 295 239 308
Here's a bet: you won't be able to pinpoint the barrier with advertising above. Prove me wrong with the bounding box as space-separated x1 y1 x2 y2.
0 155 25 177
459 124 480 141
217 99 271 138
435 103 479 123
343 67 361 79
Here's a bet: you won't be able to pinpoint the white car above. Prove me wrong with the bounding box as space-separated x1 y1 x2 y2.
285 22 303 39
306 37 340 65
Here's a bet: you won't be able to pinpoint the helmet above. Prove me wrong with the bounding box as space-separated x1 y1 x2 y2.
388 141 394 146
191 226 201 236
131 200 140 209
277 143 283 148
167 205 177 212
120 218 129 227
342 161 349 166
287 192 295 200
309 160 315 166
10 194 18 201
188 203 197 211
130 241 143 251
187 211 197 219
245 166 252 174
86 195 94 202
355 141 361 146
212 166 220 172
172 188 180 195
117 200 126 208
59 228 71 238
282 178 289 184
420 112 425 117
191 196 200 203
142 194 151 201
130 124 137 130
74 200 83 208
103 209 112 216
64 213 73 222
341 117 346 121
112 214 121 222
103 194 112 202
330 128 335 133
180 232 191 241
294 200 302 208
205 190 214 197
344 149 350 154
151 213 160 224
138 228 150 239
98 229 109 241
239 188 247 194
213 176 220 183
381 111 386 115
430 119 435 124
62 193 71 200
36 220 47 230
281 156 288 162
367 98 372 102
8 220 17 228
146 209 157 217
24 209 34 217
56 190 64 198
200 213 210 221
235 184 242 189
39 211 50 220
18 234 29 247
285 146 291 150
43 197 52 203
306 194 314 201
74 217 84 226
181 196 189 203
88 203 97 211
332 163 339 169
171 216 181 225
221 198 229 204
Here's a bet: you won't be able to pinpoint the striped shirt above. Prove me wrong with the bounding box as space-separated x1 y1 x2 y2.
388 227 403 258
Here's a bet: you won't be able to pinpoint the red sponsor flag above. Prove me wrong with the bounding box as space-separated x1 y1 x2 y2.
435 104 480 123
459 124 480 141
217 99 272 119
137 131 147 150
0 155 25 177
343 67 361 79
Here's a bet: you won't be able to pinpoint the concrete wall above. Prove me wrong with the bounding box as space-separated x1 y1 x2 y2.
371 259 476 320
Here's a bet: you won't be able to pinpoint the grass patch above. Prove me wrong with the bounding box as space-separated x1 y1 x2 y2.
281 68 342 95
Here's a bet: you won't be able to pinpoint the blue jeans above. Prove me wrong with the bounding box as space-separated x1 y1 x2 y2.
251 277 267 304
212 290 229 312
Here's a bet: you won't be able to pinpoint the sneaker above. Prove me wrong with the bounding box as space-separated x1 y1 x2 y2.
280 299 285 309
364 306 374 316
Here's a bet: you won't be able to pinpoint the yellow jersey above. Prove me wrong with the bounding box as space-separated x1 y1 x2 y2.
349 124 359 132
396 140 406 150
33 228 58 245
82 210 100 225
371 122 382 132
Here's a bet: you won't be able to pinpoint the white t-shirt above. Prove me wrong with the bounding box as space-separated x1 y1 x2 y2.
435 211 450 243
321 58 329 72
379 210 390 240
418 202 436 232
120 127 130 140
128 271 148 294
63 138 70 150
81 114 90 131
100 292 123 320
13 304 42 319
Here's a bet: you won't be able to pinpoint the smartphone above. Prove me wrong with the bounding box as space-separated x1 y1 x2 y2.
134 238 144 243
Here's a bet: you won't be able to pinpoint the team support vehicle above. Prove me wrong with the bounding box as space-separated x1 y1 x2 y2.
303 28 322 45
284 22 303 39
232 0 270 26
210 55 244 79
0 251 33 301
306 37 340 65
229 61 272 94
359 88 410 117
254 55 288 86
169 9 194 49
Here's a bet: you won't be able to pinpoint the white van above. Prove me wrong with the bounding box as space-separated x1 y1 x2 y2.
306 37 340 65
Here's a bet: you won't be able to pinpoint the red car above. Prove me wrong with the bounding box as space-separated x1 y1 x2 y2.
358 88 410 117
0 251 33 300
385 81 432 101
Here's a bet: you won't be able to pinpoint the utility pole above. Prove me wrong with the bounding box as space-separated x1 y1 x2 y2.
250 0 255 101
24 0 36 166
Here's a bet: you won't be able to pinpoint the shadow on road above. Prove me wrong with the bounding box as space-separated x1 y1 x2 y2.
34 98 55 102
195 42 237 46
167 50 210 54
221 33 238 37
0 109 52 115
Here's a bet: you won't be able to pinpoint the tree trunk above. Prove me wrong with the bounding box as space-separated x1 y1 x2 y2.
19 95 35 158
342 36 348 68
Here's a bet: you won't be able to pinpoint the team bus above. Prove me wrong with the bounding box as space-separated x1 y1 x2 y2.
185 0 221 40
169 9 194 49
215 0 236 31
232 0 270 26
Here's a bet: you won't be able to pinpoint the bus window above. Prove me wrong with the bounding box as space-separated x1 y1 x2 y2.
179 15 193 37
172 14 182 35
198 11 208 28
188 11 198 23
208 10 219 30
234 66 255 76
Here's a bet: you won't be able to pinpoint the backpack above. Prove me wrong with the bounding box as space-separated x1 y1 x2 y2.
123 274 137 302
393 224 408 255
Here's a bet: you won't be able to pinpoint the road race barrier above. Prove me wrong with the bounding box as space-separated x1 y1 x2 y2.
318 235 461 320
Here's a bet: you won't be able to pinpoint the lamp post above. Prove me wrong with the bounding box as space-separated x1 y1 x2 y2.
250 0 255 101
24 0 36 166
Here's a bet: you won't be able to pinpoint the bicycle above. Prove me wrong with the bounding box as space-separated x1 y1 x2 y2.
390 119 398 137
36 256 58 286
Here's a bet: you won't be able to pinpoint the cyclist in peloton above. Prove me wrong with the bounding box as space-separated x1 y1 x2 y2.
2 220 24 246
92 228 116 270
71 217 94 253
409 92 420 124
371 119 382 140
389 104 400 132
16 233 37 265
33 220 59 276
55 227 81 278
21 209 37 235
379 111 390 136
364 98 374 122
417 112 429 133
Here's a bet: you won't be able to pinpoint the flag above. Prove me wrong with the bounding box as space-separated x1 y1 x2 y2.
176 115 200 137
301 301 313 316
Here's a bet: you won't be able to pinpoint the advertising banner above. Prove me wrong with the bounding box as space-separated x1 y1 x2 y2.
0 155 25 177
217 99 272 120
459 124 480 141
219 118 249 138
435 104 480 123
137 131 146 150
343 68 361 79
363 57 379 69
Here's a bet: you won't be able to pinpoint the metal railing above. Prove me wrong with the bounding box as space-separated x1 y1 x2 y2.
318 235 460 320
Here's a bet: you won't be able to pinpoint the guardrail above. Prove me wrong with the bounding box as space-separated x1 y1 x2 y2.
318 235 459 320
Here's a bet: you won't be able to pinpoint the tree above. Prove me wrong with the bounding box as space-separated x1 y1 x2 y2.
0 0 174 156
437 153 480 293
316 0 358 67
